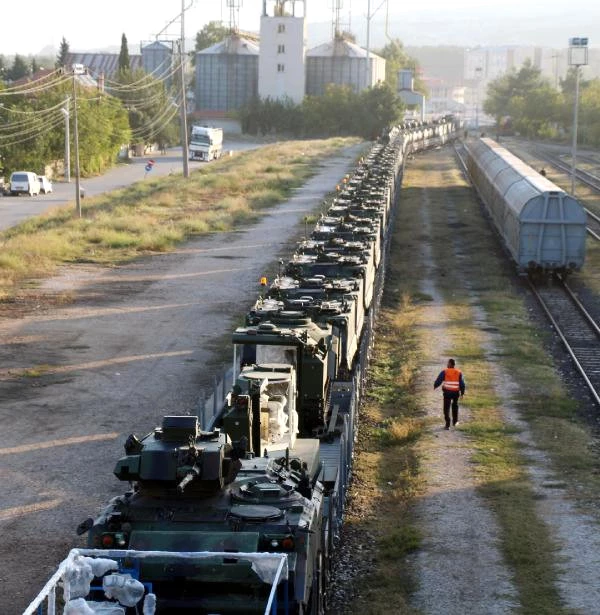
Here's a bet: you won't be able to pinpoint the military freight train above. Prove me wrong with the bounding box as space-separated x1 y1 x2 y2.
26 118 460 615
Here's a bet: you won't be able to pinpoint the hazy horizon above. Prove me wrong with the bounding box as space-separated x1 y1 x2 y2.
1 0 598 57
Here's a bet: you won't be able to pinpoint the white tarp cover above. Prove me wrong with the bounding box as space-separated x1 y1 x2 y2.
27 549 288 615
64 556 119 599
64 599 125 614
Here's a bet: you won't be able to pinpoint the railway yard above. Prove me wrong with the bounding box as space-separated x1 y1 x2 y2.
330 140 600 614
3 132 600 614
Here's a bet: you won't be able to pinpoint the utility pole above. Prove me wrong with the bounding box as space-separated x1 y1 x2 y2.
72 70 82 217
180 0 190 178
364 0 387 90
568 37 589 196
365 0 371 90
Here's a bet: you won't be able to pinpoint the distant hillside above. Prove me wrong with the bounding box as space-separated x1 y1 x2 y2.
308 5 598 50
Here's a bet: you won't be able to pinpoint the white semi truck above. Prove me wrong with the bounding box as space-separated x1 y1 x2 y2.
189 125 223 161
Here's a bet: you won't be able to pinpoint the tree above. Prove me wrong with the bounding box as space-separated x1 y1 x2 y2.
31 57 39 74
7 54 30 81
195 21 229 53
118 34 131 73
356 83 404 139
483 59 559 138
0 80 130 177
112 69 179 150
302 84 356 137
377 38 424 95
576 78 600 146
240 82 404 139
56 37 70 69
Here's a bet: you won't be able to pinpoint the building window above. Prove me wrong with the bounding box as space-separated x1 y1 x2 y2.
277 44 285 54
277 63 285 72
278 24 285 33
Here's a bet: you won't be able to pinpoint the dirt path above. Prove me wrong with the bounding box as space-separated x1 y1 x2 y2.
409 187 519 613
406 149 600 614
0 145 363 614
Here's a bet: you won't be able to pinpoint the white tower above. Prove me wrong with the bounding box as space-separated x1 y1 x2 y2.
258 0 306 104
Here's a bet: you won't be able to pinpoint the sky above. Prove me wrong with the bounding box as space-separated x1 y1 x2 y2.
2 0 599 56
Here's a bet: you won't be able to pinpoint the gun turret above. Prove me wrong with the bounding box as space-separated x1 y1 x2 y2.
113 416 241 496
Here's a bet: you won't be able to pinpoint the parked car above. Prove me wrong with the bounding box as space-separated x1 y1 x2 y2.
9 171 40 196
38 175 53 194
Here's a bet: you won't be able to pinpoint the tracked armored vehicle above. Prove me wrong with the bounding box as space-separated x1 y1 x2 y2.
72 413 326 614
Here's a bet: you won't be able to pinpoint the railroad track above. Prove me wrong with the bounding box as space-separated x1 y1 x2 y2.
535 148 600 191
533 149 600 241
529 275 600 405
587 208 600 240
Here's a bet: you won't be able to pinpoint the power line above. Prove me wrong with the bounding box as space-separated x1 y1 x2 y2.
0 71 70 97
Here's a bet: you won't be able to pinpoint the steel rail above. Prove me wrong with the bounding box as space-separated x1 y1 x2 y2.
535 148 600 191
586 208 600 241
528 275 600 406
528 149 600 241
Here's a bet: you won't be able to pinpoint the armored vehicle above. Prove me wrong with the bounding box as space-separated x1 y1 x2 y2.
73 414 326 614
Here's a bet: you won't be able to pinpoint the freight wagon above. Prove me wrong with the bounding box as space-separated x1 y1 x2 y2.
464 138 586 274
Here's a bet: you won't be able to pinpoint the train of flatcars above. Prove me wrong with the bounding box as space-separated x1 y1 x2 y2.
26 118 461 615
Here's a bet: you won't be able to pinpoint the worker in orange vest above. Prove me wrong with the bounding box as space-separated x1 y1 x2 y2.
434 358 466 429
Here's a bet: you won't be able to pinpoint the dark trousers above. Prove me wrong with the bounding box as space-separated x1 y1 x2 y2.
443 391 460 426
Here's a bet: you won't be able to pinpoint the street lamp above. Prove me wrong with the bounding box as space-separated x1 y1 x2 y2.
474 66 483 130
568 36 588 196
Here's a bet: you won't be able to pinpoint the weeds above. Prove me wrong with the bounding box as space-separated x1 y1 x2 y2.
0 138 358 300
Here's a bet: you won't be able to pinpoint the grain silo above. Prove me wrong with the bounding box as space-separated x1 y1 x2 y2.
306 37 386 95
195 34 259 112
141 41 174 86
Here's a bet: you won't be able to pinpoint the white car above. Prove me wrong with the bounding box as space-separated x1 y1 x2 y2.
9 171 40 196
38 175 53 194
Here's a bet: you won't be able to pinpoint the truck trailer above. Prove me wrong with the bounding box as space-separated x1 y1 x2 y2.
189 125 224 161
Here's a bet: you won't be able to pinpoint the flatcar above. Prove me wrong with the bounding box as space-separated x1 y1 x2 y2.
464 137 587 274
27 118 461 615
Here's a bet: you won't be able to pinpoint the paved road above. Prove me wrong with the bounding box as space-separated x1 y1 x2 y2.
0 141 261 231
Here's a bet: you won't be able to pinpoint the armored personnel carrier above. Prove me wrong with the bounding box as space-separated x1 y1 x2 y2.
70 414 326 614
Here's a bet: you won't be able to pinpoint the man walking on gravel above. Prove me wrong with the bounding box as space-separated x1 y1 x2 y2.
434 358 466 429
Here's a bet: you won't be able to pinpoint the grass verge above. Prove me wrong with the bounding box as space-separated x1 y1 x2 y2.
0 138 359 300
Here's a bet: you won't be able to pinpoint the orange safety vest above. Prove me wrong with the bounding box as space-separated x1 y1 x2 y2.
442 368 461 392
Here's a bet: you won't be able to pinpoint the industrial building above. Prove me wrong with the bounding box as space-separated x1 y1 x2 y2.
191 0 387 129
306 37 385 95
258 0 307 104
195 34 259 112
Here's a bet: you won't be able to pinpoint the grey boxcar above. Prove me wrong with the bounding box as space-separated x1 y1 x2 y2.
465 138 586 273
